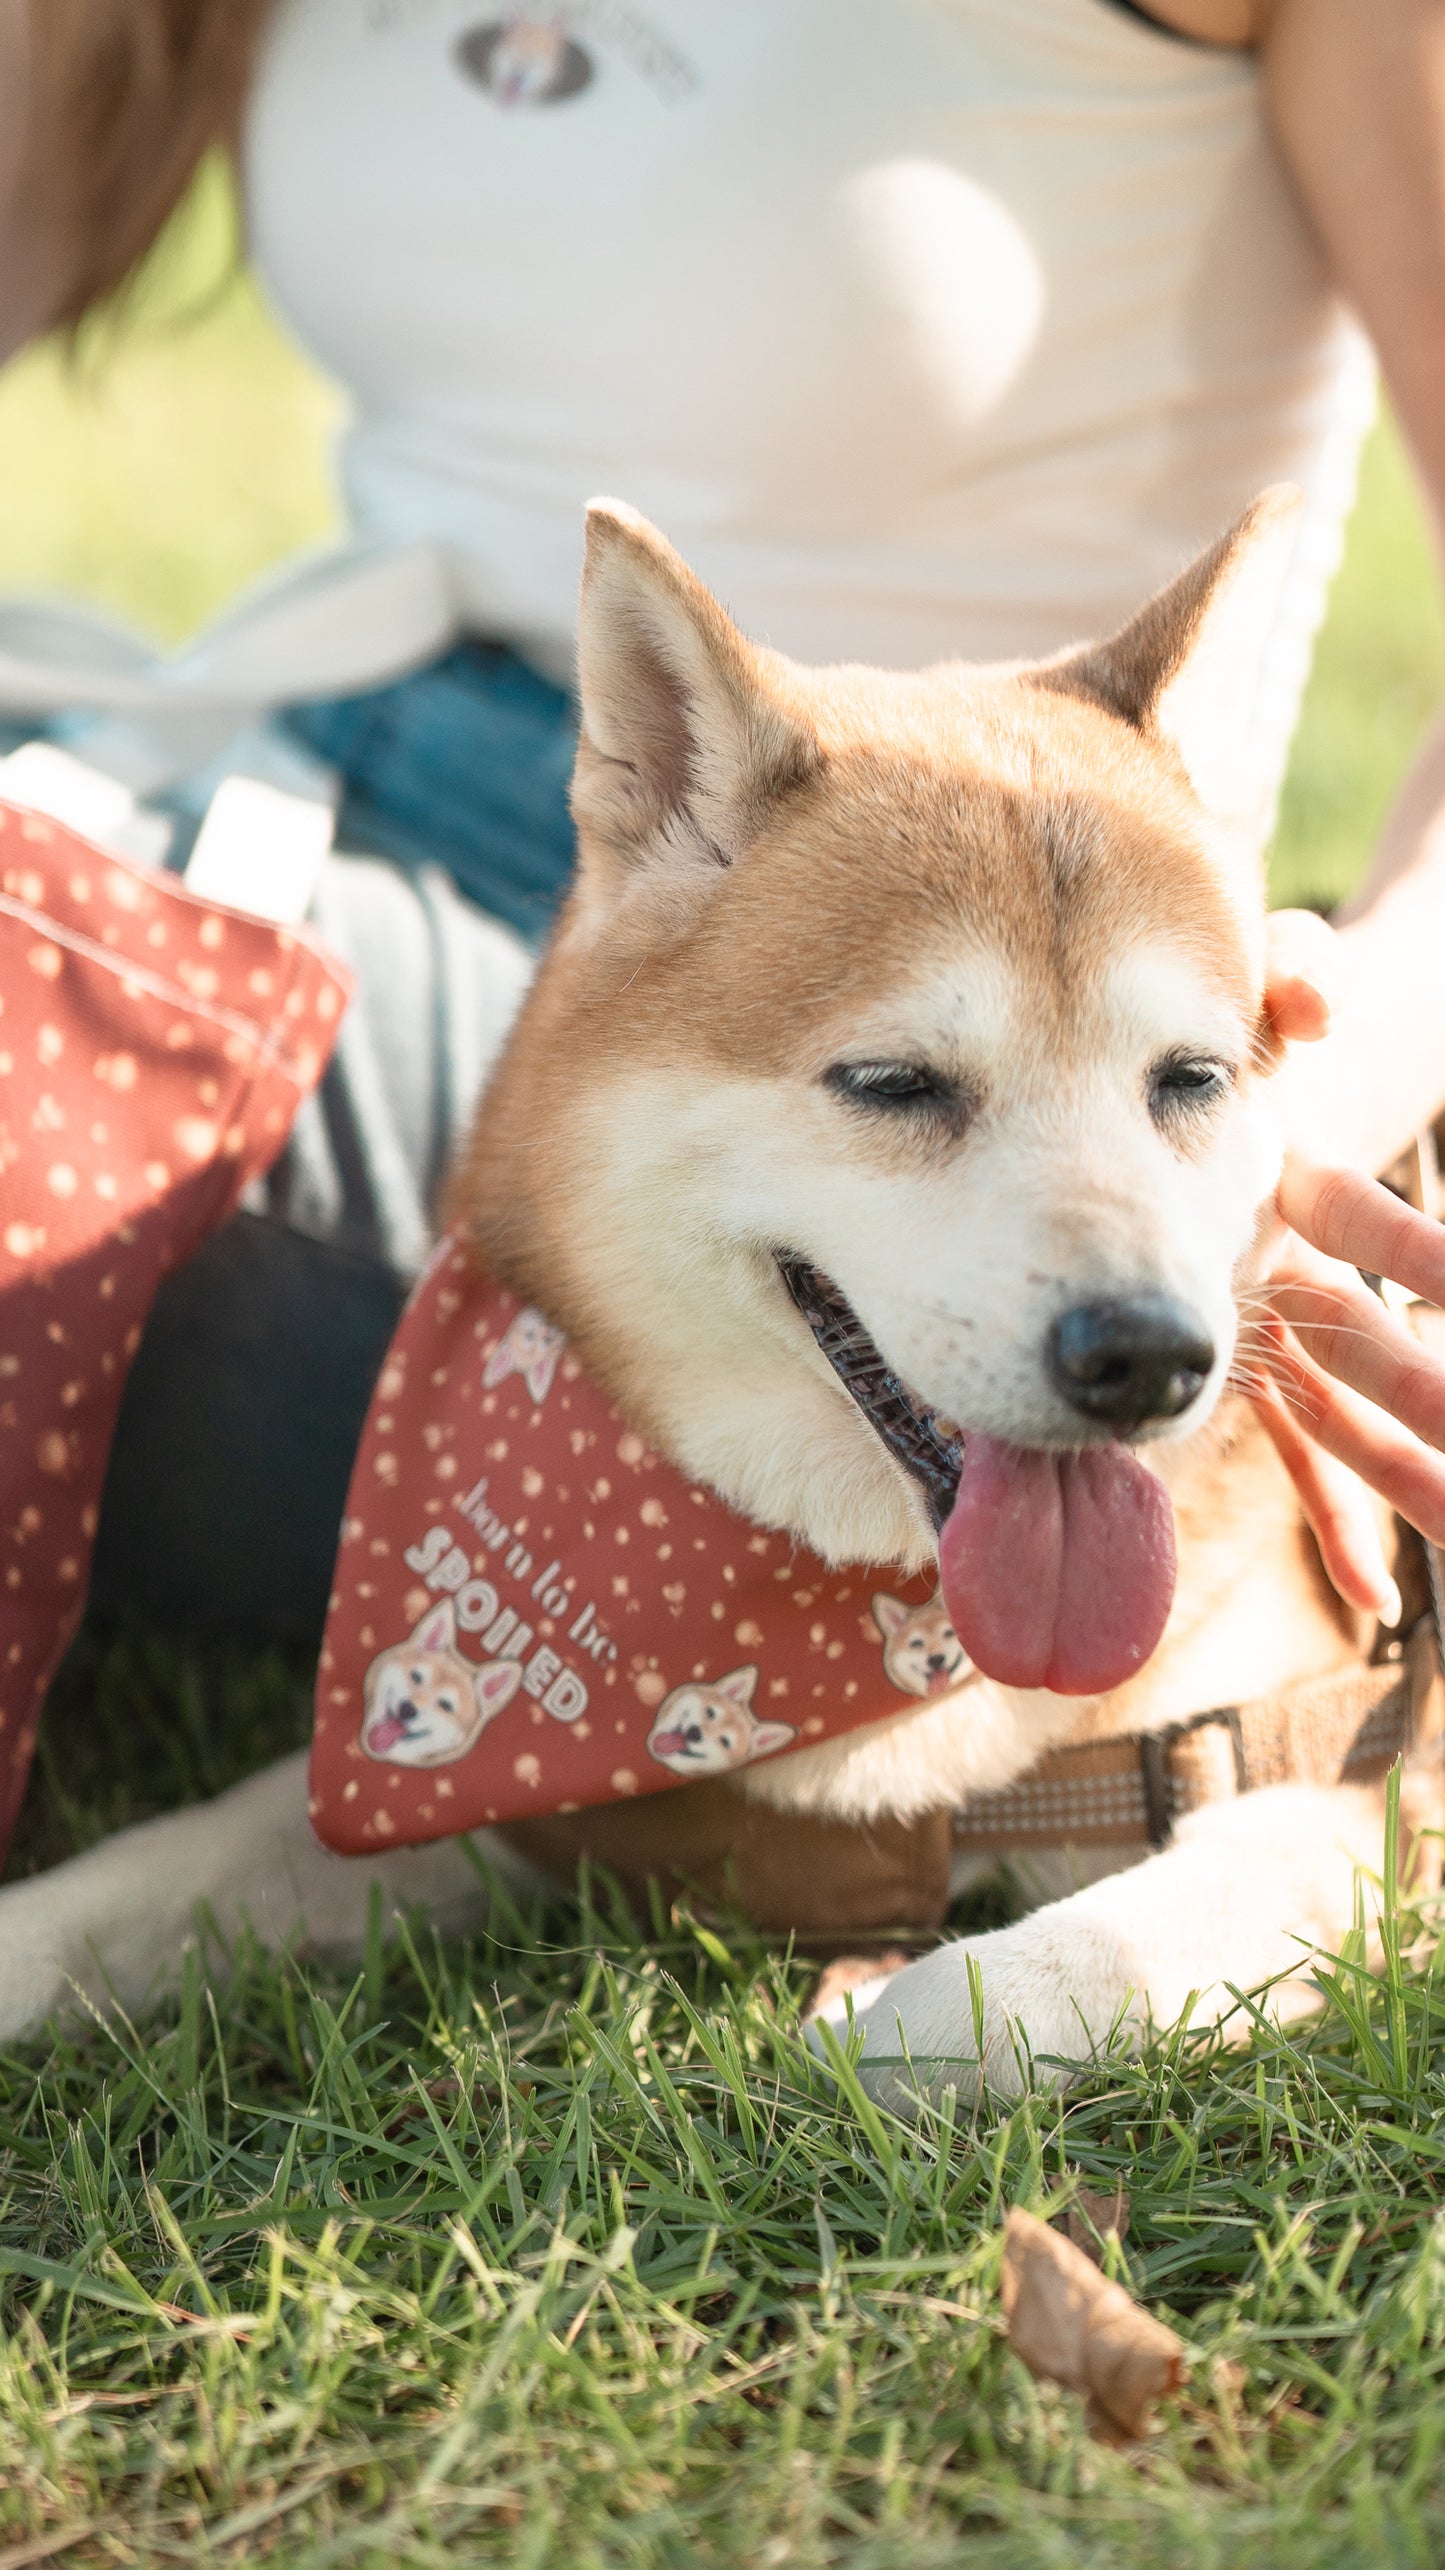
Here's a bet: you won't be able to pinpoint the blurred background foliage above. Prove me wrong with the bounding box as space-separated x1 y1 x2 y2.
0 161 1439 914
0 163 341 648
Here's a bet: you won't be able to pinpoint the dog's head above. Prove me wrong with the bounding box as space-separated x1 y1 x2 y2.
464 491 1321 1702
361 1601 522 1767
873 1592 970 1699
646 1665 796 1776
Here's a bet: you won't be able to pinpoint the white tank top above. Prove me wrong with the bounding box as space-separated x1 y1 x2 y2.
246 0 1372 831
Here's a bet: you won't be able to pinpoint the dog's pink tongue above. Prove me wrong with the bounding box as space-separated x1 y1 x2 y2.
938 1437 1176 1696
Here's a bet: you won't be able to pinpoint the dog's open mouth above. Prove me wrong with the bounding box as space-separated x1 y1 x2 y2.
367 1707 416 1754
778 1257 965 1528
778 1257 1177 1697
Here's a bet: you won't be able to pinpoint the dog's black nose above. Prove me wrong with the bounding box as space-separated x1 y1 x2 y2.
1047 1296 1214 1430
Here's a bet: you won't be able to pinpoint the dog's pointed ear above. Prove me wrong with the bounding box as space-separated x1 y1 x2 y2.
412 1599 457 1654
571 500 819 892
871 1593 909 1641
748 1719 797 1760
1043 485 1304 836
715 1663 759 1708
476 1659 523 1719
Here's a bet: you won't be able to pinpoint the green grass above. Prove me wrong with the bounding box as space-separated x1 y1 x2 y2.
6 175 1445 2562
6 1632 1445 2565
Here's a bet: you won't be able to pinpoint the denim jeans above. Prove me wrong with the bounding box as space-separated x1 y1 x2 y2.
284 638 580 944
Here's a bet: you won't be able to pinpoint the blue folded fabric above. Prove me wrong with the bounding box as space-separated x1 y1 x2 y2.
284 637 580 942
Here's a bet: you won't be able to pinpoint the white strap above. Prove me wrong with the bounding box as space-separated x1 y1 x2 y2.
0 741 172 867
0 740 336 931
185 776 335 928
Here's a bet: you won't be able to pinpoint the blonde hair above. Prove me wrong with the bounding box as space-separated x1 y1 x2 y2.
25 0 277 329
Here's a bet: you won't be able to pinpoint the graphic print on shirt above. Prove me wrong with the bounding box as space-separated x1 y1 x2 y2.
446 2 697 104
645 1663 797 1778
361 1598 524 1766
455 17 594 104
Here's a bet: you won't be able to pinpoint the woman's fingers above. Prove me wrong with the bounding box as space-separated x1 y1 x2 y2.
1247 1363 1400 1620
1278 1159 1445 1309
1244 1313 1445 1546
1265 1244 1445 1452
1257 1152 1445 1588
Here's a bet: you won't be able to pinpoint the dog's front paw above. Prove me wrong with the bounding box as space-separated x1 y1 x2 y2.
0 1878 79 2042
804 1922 1127 2109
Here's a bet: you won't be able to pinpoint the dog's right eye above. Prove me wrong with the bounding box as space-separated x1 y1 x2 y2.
825 1060 959 1117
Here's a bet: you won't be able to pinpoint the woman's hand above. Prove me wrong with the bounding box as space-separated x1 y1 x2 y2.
1247 1160 1445 1620
1237 909 1445 1623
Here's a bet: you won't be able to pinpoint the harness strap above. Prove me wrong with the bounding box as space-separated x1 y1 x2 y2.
951 1618 1440 1857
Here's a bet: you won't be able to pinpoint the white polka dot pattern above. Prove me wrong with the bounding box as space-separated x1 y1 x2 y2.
310 1239 940 1853
0 805 350 1858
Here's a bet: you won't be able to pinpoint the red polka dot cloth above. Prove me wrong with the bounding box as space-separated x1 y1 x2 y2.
0 805 349 1861
311 1238 962 1852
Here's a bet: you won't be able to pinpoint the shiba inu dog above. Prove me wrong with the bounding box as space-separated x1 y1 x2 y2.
872 1594 970 1700
1 487 1436 2111
646 1667 797 1778
360 1602 523 1769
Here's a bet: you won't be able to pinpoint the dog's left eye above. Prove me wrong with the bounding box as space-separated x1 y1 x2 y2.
825 1060 959 1116
1148 1054 1233 1120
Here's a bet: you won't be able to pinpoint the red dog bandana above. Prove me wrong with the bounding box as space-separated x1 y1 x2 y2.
1 805 349 1862
310 1240 964 1851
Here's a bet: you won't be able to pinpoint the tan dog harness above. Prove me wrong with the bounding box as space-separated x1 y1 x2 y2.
950 1631 1436 1859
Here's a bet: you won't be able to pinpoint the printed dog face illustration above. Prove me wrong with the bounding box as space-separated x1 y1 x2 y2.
646 1665 796 1777
872 1593 971 1699
361 1601 522 1768
482 1307 566 1404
